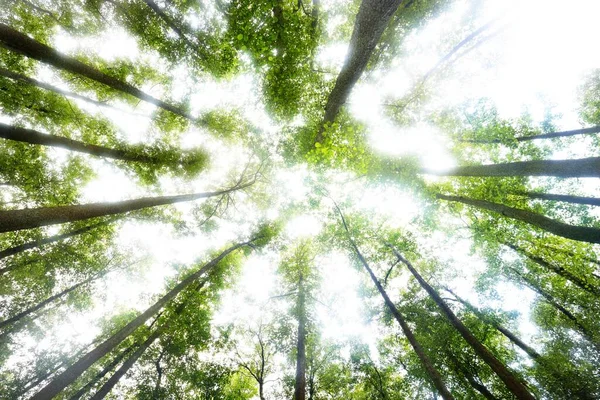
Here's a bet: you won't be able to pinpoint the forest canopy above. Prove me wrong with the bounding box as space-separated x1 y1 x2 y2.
0 0 599 399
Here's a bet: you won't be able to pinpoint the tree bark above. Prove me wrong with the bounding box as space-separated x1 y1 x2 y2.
334 205 455 400
463 126 600 144
294 274 307 400
0 219 109 262
30 239 256 399
425 157 600 178
68 344 135 400
387 245 535 400
0 123 162 163
0 270 106 330
0 23 193 120
503 242 600 296
0 183 251 233
513 191 600 207
444 351 499 400
88 330 161 400
437 194 600 244
315 0 402 143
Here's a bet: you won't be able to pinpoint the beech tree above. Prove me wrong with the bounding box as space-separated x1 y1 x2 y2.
1 0 599 399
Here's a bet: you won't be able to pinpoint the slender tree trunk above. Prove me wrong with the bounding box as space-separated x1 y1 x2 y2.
334 205 455 400
294 274 307 400
0 182 251 233
425 157 600 178
0 270 107 329
387 245 535 400
68 344 135 400
30 239 256 399
315 0 402 143
0 219 109 262
463 126 600 144
437 194 600 244
0 23 193 120
503 242 600 296
0 123 163 163
509 267 600 350
89 330 161 400
513 191 600 207
0 67 146 115
444 351 499 400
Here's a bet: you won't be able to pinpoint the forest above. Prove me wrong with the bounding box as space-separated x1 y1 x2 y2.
0 0 599 398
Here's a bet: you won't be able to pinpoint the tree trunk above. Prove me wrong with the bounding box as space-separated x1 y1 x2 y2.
463 126 600 144
0 270 106 330
503 242 600 296
315 0 402 143
30 239 256 399
0 183 251 233
294 274 307 400
0 123 163 163
334 205 455 400
436 194 600 244
68 344 135 400
508 267 600 349
0 23 193 120
89 330 161 400
425 157 600 178
0 219 110 262
387 245 535 400
0 67 143 115
444 351 499 400
513 191 600 207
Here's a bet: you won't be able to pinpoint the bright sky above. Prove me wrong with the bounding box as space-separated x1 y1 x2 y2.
3 0 600 397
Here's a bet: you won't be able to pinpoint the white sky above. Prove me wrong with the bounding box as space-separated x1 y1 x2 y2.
2 0 600 397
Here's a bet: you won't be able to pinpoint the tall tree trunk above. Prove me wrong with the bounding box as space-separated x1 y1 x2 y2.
447 288 597 400
0 123 165 163
30 239 256 399
513 191 600 207
315 0 402 143
444 351 499 400
294 274 307 400
508 267 600 349
0 182 251 233
0 23 193 120
463 126 600 144
68 344 135 400
503 242 600 296
0 270 108 330
437 194 600 244
387 245 535 400
0 219 110 262
334 205 455 400
89 330 161 400
0 67 145 115
425 157 600 178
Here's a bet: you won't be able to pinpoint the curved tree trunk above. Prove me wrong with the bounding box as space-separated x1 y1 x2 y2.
0 182 251 233
387 245 535 400
463 126 600 144
0 270 106 330
294 274 307 400
0 23 193 120
30 239 255 399
315 0 402 143
0 123 161 163
0 219 110 262
513 191 600 207
503 242 600 296
436 194 600 244
425 157 600 178
334 205 455 400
